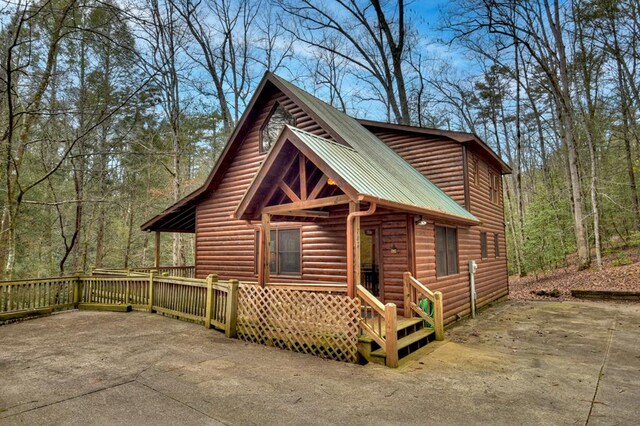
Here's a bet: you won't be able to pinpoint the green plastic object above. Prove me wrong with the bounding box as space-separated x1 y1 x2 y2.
418 298 434 328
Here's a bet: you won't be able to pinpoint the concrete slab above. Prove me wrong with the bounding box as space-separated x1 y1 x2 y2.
0 300 638 425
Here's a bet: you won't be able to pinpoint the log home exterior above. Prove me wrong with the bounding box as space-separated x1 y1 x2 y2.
142 72 511 328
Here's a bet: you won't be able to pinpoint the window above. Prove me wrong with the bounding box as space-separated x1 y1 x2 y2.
260 103 295 152
255 228 301 275
435 226 458 276
494 233 500 257
471 156 479 186
488 172 500 203
278 229 301 274
480 231 488 259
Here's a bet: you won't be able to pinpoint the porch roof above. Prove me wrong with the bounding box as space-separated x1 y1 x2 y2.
236 126 480 225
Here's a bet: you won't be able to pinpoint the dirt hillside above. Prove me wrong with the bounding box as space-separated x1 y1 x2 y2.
509 247 640 301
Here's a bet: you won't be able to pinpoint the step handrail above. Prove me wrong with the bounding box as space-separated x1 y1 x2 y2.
356 284 398 368
403 272 444 341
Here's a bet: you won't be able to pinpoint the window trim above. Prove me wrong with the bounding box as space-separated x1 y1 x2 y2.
259 102 296 153
255 227 302 277
435 225 459 278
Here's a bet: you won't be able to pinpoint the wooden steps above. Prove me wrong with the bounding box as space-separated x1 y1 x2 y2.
370 328 435 363
358 316 437 365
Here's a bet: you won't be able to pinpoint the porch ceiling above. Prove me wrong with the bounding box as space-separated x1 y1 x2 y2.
141 203 196 233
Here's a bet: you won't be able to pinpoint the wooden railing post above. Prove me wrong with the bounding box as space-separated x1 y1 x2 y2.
73 277 81 307
125 280 130 305
384 303 398 368
204 274 217 329
403 272 412 318
225 279 239 338
434 291 444 341
148 272 155 312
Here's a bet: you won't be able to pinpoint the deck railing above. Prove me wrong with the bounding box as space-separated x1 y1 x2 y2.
1 272 368 365
356 284 398 368
0 277 78 316
0 273 238 337
92 266 196 278
403 272 444 340
80 276 150 308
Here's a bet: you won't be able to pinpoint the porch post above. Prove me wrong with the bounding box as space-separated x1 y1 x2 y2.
258 213 271 287
154 231 161 268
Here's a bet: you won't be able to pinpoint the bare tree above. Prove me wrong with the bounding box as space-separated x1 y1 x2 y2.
278 0 412 124
450 0 592 270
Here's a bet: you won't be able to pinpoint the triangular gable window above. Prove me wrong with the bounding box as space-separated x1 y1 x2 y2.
261 103 295 152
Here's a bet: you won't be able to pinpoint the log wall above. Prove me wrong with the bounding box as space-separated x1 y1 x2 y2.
367 127 509 323
195 88 344 283
194 85 508 324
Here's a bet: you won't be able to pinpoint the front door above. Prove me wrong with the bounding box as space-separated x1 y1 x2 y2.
360 227 380 298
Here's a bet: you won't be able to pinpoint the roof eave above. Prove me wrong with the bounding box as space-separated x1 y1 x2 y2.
140 72 278 231
357 195 481 226
358 119 512 174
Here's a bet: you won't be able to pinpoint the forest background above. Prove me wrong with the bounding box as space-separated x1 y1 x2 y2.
1 0 638 280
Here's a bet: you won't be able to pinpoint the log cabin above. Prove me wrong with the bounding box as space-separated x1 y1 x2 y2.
141 72 511 344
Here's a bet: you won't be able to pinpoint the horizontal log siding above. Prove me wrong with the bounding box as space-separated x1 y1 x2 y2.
467 150 509 310
414 224 475 323
194 87 508 322
368 128 508 323
369 130 466 206
412 151 508 323
195 89 341 282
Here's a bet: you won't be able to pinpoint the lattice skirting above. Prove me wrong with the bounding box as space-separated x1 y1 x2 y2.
237 285 361 363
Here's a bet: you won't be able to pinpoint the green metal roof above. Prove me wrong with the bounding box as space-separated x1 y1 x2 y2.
272 74 478 222
287 126 478 222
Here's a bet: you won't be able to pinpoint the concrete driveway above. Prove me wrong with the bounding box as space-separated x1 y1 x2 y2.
0 300 638 425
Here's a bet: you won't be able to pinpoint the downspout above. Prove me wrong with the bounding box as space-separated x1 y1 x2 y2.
347 202 377 298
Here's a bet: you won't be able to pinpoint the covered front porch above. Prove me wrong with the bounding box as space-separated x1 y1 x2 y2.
138 125 480 367
234 126 479 366
235 126 479 298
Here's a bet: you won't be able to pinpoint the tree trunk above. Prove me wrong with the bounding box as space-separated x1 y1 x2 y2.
547 0 590 270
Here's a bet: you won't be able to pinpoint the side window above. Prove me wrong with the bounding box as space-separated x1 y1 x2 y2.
471 156 479 186
260 103 295 152
494 233 500 257
255 228 301 275
488 172 500 203
278 229 301 274
435 225 458 277
480 231 488 259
